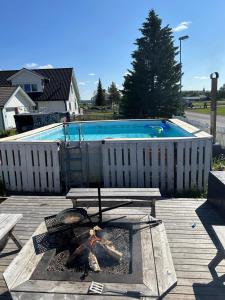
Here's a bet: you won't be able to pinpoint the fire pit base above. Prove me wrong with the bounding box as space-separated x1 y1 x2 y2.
3 213 177 299
31 221 143 284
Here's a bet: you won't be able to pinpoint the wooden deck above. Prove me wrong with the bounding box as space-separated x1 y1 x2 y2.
0 196 225 299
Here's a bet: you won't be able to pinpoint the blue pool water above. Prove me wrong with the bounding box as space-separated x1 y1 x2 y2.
21 120 193 141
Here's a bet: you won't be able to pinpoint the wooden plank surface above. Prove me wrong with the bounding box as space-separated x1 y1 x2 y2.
151 222 177 296
0 214 22 240
66 188 161 199
0 196 224 300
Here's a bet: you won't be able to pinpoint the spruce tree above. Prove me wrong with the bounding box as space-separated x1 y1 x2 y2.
120 10 181 118
95 79 106 106
108 82 121 106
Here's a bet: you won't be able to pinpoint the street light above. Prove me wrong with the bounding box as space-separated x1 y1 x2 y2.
179 35 189 93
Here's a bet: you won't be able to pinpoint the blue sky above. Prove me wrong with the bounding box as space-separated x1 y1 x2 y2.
1 0 225 99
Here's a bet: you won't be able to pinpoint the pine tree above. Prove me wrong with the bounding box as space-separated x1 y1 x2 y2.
120 10 181 118
95 79 106 106
219 84 225 99
108 82 121 106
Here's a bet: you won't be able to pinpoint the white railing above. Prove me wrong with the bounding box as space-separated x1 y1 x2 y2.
0 142 61 193
102 138 212 192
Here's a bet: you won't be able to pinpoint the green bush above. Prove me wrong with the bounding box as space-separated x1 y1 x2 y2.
212 154 225 171
0 129 16 138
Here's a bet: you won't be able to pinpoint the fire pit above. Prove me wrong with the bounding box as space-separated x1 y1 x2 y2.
3 207 177 299
31 219 143 284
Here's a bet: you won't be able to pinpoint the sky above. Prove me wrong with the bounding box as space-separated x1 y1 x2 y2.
1 0 225 99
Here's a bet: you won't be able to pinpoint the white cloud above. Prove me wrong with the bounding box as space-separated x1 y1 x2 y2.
173 21 191 32
88 73 96 76
124 71 129 76
194 76 209 80
23 62 38 68
38 64 54 69
78 81 86 86
23 63 54 69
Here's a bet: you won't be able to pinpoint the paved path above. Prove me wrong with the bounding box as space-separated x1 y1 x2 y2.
185 111 225 128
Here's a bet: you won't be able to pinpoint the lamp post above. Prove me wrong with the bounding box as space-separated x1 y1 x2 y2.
210 72 219 144
179 35 189 93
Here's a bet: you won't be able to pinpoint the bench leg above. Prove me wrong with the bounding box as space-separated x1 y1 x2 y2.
151 199 156 218
9 231 22 250
71 198 78 208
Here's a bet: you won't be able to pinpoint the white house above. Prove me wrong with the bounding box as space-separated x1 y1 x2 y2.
0 67 80 116
0 86 35 130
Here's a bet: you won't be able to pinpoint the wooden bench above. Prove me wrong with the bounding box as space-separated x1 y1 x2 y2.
66 188 162 217
209 225 225 276
0 214 23 252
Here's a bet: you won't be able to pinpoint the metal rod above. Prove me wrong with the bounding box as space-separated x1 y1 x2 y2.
97 187 102 223
180 38 182 94
63 123 66 142
90 200 133 218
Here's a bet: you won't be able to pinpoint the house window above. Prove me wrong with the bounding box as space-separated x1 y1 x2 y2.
15 83 38 93
24 84 31 92
31 84 38 92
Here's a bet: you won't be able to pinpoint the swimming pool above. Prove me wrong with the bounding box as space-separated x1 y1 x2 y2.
0 119 212 194
21 120 193 141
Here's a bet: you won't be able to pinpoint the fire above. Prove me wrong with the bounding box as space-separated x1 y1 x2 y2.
88 235 101 248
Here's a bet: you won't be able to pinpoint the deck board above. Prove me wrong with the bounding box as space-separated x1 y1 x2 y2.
0 196 225 299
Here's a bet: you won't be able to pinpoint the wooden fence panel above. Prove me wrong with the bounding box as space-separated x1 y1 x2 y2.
0 142 61 193
102 138 212 193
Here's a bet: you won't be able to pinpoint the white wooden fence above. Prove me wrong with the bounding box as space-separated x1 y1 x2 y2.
0 142 61 193
102 138 212 192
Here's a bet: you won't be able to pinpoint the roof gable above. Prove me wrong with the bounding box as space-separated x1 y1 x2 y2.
0 86 35 108
7 68 47 81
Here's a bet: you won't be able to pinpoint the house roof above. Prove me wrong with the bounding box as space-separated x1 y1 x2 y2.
0 86 17 107
0 68 75 102
0 86 36 108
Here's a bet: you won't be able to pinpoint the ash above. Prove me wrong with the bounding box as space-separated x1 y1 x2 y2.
47 227 131 275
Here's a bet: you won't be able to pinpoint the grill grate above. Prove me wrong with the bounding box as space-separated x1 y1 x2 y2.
32 232 57 254
45 215 71 234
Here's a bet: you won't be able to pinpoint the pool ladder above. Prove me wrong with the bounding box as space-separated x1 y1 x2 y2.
64 142 89 191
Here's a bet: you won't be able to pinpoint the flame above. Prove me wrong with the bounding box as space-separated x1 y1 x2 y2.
88 235 101 248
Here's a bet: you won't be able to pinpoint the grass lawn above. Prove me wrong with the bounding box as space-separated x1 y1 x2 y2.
187 106 225 116
191 100 225 107
76 111 115 121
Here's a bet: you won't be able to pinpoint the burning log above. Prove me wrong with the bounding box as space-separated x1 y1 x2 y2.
88 251 100 272
66 225 123 271
94 241 122 262
67 243 89 267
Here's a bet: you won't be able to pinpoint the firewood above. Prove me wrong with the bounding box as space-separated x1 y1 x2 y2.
70 230 90 247
88 251 100 272
95 241 122 261
67 243 89 267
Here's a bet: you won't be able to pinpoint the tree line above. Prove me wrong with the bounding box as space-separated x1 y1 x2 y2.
94 80 121 107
